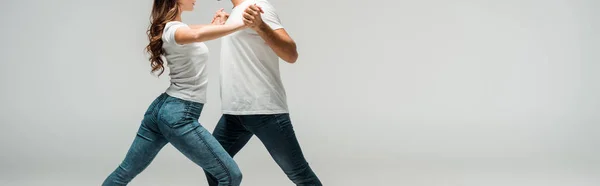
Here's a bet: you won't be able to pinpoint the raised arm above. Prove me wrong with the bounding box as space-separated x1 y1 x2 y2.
173 24 245 45
244 3 298 63
255 24 297 63
171 9 239 45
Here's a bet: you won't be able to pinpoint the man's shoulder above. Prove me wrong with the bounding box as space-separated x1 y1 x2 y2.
254 0 270 3
254 0 275 8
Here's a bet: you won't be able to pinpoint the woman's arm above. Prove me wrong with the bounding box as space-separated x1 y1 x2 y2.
187 25 209 29
174 23 246 45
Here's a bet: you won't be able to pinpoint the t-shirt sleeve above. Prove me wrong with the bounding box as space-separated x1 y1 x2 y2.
256 0 284 30
162 22 187 46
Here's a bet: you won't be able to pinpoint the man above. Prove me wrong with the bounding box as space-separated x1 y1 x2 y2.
204 0 323 185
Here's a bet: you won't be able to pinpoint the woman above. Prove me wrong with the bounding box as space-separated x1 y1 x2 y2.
102 0 261 185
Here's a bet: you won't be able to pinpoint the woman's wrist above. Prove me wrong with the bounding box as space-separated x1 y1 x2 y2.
237 23 248 30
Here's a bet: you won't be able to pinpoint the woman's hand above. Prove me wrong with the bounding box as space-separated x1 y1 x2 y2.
211 8 230 25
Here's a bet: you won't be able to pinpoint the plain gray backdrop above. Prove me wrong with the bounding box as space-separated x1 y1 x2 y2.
1 0 599 185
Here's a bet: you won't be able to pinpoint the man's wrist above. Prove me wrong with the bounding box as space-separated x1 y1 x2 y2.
254 21 270 32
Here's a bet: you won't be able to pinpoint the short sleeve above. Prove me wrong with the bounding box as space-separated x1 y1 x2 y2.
256 0 284 30
162 21 187 46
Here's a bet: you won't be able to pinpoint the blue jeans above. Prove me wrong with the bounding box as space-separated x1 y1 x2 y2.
103 93 242 186
204 114 322 186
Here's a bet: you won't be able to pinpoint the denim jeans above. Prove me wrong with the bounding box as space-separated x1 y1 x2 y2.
204 114 322 186
103 93 242 186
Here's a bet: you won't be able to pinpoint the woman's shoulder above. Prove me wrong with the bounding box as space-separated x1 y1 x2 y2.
165 21 188 28
162 21 189 47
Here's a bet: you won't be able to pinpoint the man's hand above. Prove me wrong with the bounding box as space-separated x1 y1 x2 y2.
211 8 230 25
242 4 264 30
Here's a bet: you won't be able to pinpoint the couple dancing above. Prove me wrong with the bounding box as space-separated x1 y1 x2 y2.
102 0 322 185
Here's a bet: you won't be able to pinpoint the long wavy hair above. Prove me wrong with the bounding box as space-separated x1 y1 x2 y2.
145 0 180 76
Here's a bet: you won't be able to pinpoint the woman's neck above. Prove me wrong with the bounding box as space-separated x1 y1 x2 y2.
175 13 182 22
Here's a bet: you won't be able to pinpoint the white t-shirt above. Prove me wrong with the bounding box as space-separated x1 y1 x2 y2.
162 21 210 103
220 0 288 115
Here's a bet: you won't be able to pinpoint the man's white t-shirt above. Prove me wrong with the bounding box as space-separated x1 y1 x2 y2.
220 0 288 115
163 21 210 103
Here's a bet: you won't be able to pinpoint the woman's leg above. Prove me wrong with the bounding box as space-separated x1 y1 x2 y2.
157 98 242 186
102 117 168 186
204 115 254 186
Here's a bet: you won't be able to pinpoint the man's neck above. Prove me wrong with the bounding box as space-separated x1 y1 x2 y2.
231 0 246 8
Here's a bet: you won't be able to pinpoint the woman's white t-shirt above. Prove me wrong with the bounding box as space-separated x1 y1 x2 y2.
162 21 210 103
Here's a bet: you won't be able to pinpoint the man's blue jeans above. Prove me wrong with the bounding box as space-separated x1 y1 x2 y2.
205 113 322 186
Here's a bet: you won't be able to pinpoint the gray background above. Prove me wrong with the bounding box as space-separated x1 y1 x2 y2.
1 0 599 185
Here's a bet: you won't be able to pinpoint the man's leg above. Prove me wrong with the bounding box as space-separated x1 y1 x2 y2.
205 115 254 186
242 114 322 186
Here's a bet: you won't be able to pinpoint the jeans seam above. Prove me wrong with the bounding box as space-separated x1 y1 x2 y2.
184 103 191 123
193 128 232 185
154 94 168 122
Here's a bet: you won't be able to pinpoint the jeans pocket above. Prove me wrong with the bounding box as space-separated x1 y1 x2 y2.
274 114 295 137
253 114 294 134
158 98 194 129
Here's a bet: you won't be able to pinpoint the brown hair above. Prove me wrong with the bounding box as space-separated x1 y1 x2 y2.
145 0 180 76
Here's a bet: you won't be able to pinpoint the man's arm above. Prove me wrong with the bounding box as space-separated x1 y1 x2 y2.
255 24 298 63
244 4 298 63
